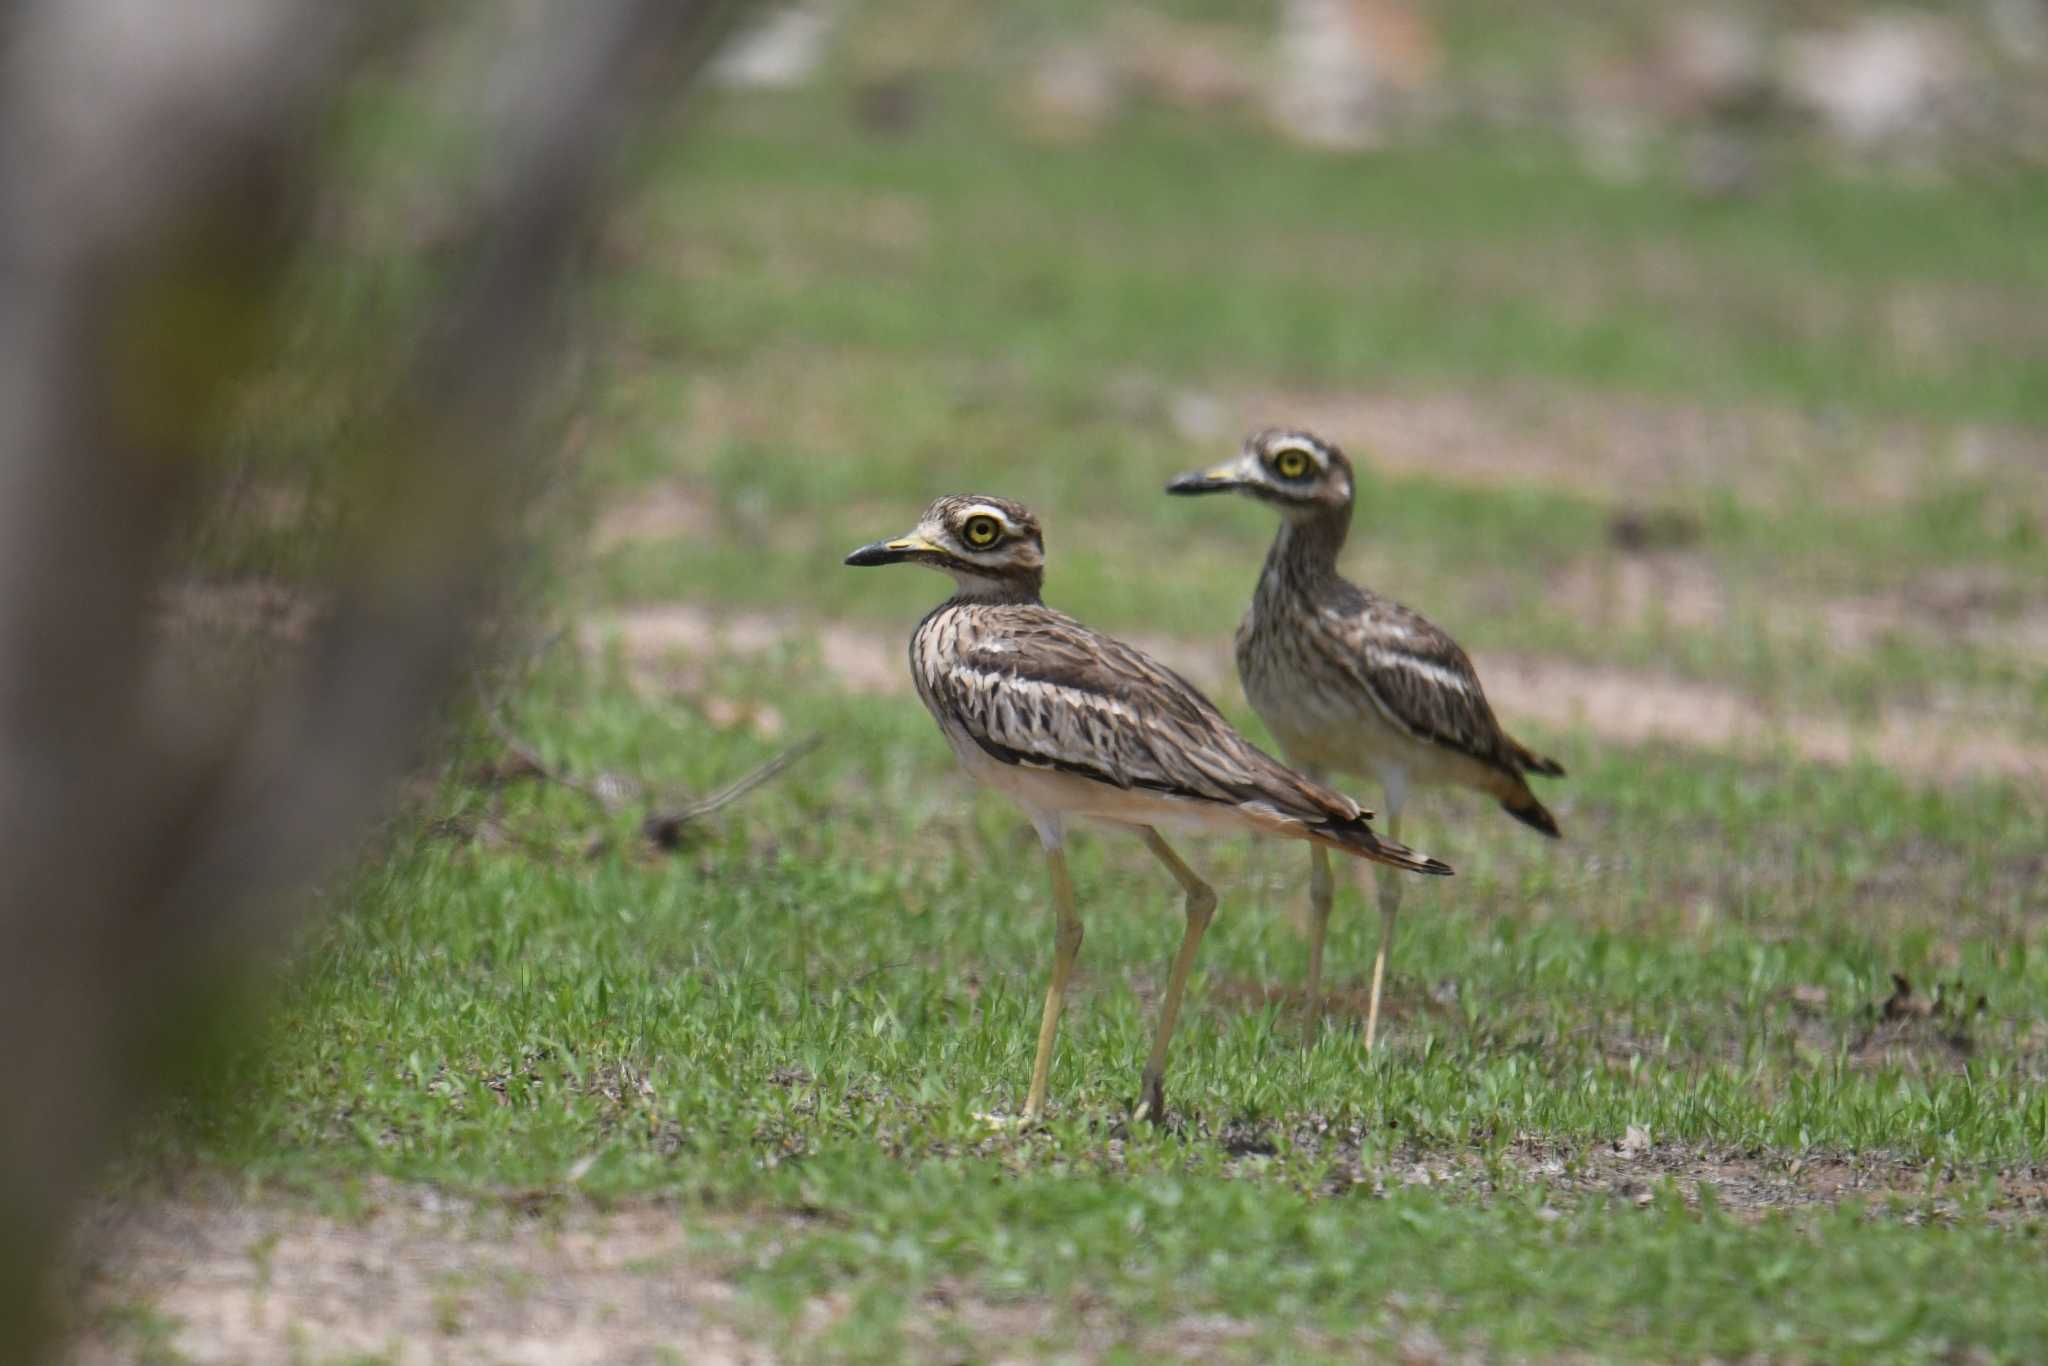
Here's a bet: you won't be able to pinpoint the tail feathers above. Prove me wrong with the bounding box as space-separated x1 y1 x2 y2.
1512 738 1566 778
1499 785 1562 839
1313 815 1454 876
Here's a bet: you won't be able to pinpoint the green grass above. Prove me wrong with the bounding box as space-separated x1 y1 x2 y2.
627 94 2048 422
149 660 2048 1358
580 83 2048 744
742 1164 2048 1362
127 29 2048 1362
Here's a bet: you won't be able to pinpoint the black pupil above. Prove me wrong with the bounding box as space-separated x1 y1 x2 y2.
969 519 996 544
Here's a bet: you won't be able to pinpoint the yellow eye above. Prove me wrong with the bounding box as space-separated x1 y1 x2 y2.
1272 448 1312 479
962 515 1002 549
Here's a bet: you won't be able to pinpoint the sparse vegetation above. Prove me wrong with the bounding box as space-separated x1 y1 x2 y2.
80 3 2048 1360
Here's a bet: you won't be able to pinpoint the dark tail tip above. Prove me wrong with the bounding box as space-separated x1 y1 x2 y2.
1513 739 1566 778
1379 839 1455 876
1501 791 1562 839
1322 816 1455 875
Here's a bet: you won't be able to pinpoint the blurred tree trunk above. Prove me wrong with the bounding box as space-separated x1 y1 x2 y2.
0 1 750 1357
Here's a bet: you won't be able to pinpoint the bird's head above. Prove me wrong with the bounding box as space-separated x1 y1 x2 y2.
1166 429 1354 521
844 494 1046 599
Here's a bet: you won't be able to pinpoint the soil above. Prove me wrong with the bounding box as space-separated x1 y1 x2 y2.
66 1178 760 1366
586 604 2048 788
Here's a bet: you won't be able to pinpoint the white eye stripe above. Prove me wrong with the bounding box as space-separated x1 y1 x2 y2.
958 506 1021 544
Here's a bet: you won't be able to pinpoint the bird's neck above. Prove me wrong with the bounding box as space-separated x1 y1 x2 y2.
1261 505 1349 598
946 570 1043 605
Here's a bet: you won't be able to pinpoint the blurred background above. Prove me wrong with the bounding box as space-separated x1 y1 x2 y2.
16 0 2048 1360
582 0 2046 770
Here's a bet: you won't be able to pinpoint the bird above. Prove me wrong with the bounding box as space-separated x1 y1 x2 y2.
1167 429 1564 1050
845 493 1452 1123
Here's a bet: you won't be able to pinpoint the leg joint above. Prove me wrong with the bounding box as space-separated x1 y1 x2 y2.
1055 917 1084 955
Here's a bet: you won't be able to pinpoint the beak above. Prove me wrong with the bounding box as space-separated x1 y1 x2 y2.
844 531 940 567
1166 460 1251 496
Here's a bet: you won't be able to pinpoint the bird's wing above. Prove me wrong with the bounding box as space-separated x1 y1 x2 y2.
1311 592 1528 778
926 607 1367 822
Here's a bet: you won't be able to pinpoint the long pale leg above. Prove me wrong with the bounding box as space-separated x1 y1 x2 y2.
1364 796 1406 1053
1022 844 1084 1123
1305 844 1334 1027
1135 827 1217 1123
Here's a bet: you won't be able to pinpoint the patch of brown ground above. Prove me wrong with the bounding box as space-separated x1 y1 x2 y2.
591 479 722 551
1195 384 2048 514
584 474 2048 669
1481 653 2046 786
1823 567 2048 658
67 1178 758 1365
65 1143 2042 1366
62 1178 1287 1364
586 603 2048 788
1565 646 2030 778
1548 550 1727 634
1485 1138 2048 1223
581 603 907 699
1546 553 2048 659
1171 1113 2048 1225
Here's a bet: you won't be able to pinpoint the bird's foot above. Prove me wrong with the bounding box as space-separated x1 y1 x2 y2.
1133 1076 1168 1127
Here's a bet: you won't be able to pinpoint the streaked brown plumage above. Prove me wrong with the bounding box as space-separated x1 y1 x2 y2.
1236 505 1564 836
847 492 1449 1123
1168 430 1564 1047
913 598 1453 864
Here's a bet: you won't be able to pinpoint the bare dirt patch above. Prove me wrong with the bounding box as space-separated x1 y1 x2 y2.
591 479 723 552
586 603 2048 789
1819 566 2048 658
66 1178 759 1365
59 1180 1303 1364
1183 383 2048 514
582 603 907 700
59 1144 2040 1362
1548 550 1730 635
1163 1114 2048 1226
1485 1138 2047 1224
1481 653 2047 787
1544 552 2048 661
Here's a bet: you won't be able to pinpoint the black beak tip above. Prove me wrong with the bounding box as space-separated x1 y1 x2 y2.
1166 473 1231 496
844 544 886 567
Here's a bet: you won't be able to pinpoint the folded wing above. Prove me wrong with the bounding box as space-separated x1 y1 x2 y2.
1316 592 1563 779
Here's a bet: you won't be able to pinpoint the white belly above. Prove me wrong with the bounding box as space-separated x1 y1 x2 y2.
938 721 1264 848
1241 650 1475 794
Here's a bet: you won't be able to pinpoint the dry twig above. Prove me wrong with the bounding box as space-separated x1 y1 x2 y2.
471 663 819 847
643 734 824 848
